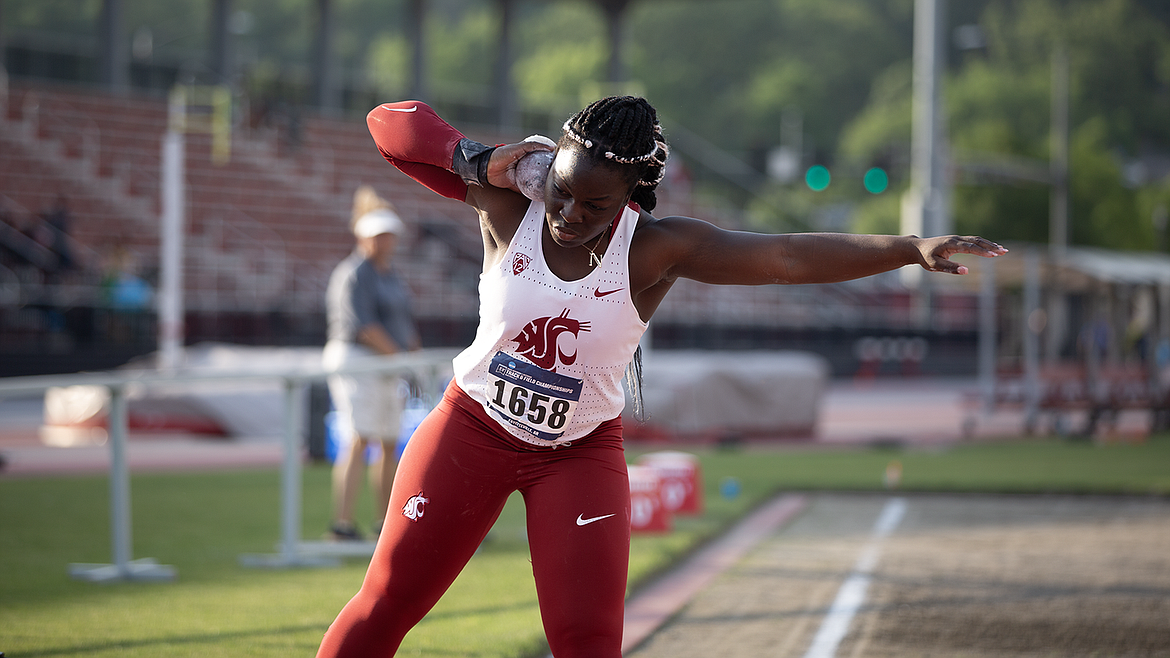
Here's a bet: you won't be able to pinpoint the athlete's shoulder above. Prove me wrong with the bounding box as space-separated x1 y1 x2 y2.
632 212 720 245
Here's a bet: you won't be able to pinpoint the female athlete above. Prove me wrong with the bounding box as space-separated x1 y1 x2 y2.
316 96 1005 658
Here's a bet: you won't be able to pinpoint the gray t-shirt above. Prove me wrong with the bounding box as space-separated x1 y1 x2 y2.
326 251 418 349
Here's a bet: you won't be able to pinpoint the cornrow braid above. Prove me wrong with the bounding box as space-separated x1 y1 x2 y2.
604 142 659 165
560 96 669 211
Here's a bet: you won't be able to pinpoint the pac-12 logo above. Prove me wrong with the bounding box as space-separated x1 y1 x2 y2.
512 252 532 275
402 492 429 521
511 309 590 370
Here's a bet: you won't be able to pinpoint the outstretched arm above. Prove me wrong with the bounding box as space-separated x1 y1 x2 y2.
643 216 1005 287
767 232 1006 282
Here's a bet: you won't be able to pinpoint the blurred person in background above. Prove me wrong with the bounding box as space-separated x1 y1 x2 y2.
322 186 421 541
100 244 153 345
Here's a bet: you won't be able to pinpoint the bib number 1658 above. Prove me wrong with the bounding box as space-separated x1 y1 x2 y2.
486 352 583 442
491 381 571 430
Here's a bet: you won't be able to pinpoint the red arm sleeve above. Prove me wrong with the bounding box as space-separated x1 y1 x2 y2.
366 101 469 202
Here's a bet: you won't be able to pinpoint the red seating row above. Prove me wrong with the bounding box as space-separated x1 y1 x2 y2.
1 82 486 318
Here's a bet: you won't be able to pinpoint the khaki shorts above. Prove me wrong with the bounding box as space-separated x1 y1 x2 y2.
323 340 404 443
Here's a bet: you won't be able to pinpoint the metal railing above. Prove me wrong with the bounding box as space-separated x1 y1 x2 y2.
0 348 458 581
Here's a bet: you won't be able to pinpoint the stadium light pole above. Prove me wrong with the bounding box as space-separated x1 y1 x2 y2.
1045 46 1070 363
0 0 6 74
902 0 951 326
209 0 233 86
159 89 187 373
597 0 633 85
494 0 518 131
911 0 951 239
408 0 427 101
98 0 128 92
312 0 339 112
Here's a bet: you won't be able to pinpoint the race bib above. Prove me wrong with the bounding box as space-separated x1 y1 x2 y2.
487 351 583 442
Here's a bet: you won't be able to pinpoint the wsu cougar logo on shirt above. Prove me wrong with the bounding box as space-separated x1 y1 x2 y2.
402 492 429 521
511 309 590 370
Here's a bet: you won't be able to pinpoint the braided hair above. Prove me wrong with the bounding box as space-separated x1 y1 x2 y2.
559 96 669 211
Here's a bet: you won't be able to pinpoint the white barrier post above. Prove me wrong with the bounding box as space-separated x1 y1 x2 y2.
280 377 302 561
1023 249 1042 432
109 384 131 572
273 353 454 562
979 255 997 411
240 376 339 568
0 352 452 576
68 384 176 582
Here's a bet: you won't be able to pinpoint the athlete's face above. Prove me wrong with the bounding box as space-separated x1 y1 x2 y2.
544 145 633 248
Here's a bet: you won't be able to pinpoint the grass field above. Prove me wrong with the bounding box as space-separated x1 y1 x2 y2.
2 435 1169 657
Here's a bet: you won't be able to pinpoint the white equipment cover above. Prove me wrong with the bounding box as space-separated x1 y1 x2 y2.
632 350 829 439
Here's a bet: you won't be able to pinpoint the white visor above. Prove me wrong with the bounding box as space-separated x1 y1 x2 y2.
353 209 405 238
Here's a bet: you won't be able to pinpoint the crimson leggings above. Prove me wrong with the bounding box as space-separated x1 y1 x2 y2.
316 381 630 658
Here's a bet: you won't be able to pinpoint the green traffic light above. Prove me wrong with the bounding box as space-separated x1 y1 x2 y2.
805 165 830 191
863 167 889 194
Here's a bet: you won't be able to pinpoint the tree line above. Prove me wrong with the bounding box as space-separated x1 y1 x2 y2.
7 0 1170 250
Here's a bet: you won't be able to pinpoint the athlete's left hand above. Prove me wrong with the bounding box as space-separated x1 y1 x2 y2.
915 235 1007 275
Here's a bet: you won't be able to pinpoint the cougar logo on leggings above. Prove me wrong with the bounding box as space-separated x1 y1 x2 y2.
402 492 430 521
511 309 590 370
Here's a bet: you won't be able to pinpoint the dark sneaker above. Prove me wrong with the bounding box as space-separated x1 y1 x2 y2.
329 522 364 541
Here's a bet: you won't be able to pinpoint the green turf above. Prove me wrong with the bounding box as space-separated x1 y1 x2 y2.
2 435 1168 657
696 435 1170 496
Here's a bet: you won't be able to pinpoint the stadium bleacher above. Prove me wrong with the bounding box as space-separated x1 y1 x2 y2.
1 80 982 378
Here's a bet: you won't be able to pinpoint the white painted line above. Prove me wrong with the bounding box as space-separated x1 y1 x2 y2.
872 498 907 538
802 497 906 658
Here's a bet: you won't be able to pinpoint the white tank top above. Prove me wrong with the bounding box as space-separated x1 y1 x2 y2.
453 200 648 446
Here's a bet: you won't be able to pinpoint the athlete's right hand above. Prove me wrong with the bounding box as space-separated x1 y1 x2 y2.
486 141 554 191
